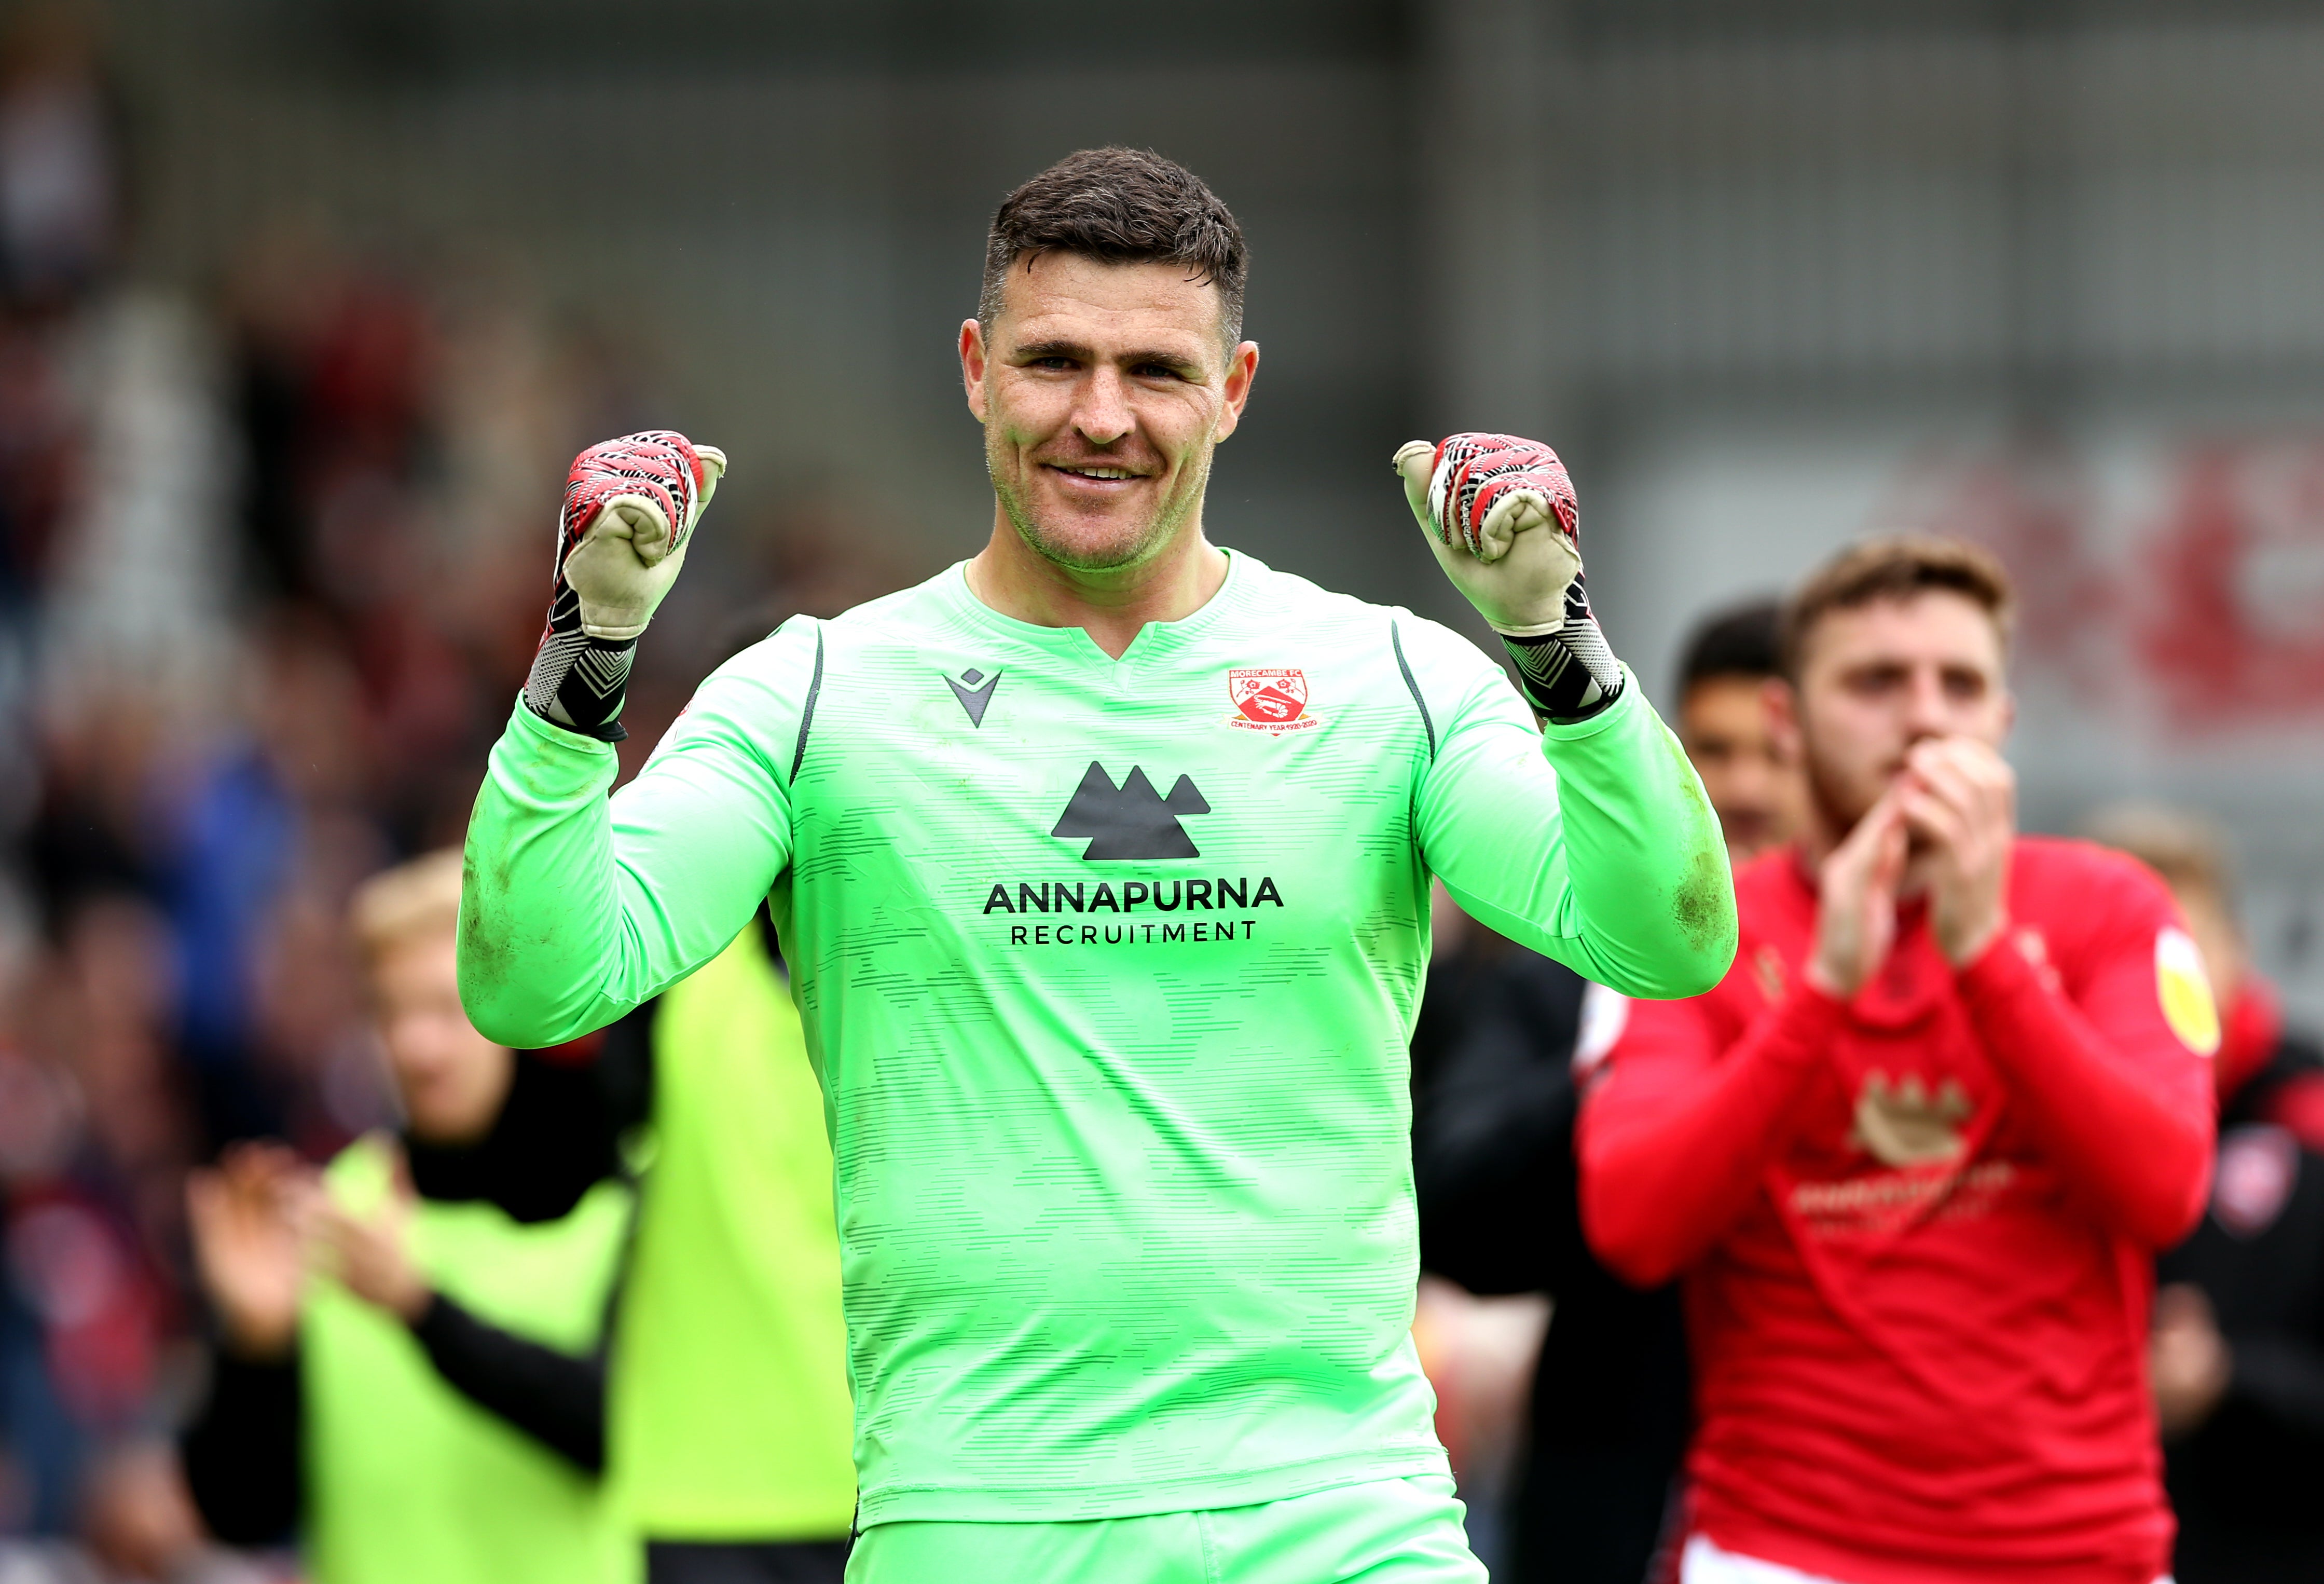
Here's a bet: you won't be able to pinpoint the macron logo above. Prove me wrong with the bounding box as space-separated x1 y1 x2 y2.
1052 762 1210 861
945 666 1000 727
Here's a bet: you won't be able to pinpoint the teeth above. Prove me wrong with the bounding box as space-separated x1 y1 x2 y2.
1064 467 1134 480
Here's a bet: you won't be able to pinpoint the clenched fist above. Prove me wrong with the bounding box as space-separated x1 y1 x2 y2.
1395 433 1626 722
524 430 726 740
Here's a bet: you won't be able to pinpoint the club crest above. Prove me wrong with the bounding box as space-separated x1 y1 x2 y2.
1227 668 1319 733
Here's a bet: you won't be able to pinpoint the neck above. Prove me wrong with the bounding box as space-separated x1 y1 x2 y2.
966 506 1230 659
1801 800 1848 868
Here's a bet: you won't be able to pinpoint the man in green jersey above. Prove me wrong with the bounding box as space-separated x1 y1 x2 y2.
461 147 1734 1581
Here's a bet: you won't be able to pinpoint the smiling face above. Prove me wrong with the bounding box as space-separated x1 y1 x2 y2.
1778 590 2014 836
961 252 1258 575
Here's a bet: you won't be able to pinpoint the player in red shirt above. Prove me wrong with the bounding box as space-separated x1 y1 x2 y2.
1577 537 2219 1584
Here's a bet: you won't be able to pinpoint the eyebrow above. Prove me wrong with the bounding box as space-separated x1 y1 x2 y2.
1011 339 1205 376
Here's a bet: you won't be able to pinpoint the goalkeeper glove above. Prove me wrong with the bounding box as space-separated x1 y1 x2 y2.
523 430 725 740
1395 432 1625 723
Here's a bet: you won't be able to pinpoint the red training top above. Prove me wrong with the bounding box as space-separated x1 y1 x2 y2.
1578 837 2217 1584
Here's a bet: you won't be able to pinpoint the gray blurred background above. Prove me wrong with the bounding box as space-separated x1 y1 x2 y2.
6 0 2324 1571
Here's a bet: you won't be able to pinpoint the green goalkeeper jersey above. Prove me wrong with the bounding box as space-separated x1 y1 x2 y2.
459 550 1731 1526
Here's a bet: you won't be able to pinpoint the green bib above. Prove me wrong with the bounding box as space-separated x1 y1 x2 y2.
302 1137 639 1584
610 928 857 1539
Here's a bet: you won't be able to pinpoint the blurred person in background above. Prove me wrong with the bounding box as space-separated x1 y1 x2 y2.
573 596 870 1584
2085 804 2324 1584
178 851 636 1584
2 890 198 1551
1413 596 1804 1581
593 899 855 1584
1674 601 1805 863
1580 537 2216 1584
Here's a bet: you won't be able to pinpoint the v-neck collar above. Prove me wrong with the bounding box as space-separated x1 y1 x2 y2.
938 548 1252 669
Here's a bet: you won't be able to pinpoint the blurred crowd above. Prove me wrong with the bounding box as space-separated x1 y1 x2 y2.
0 19 906 1578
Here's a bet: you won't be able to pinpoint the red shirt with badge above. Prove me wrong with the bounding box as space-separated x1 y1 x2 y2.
1578 837 2217 1584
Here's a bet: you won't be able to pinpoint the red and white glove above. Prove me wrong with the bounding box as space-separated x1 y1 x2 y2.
1395 433 1625 722
524 431 725 739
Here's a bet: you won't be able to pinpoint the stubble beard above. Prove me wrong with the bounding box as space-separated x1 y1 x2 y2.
1800 711 1885 844
1804 724 1940 885
988 425 1214 574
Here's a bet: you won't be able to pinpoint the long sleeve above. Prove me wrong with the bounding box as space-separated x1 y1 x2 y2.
459 621 818 1048
410 1294 608 1473
1957 869 2216 1250
1578 981 1849 1287
181 1346 303 1546
1403 623 1735 1001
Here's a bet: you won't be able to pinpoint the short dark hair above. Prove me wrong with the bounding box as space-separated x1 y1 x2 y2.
1779 535 2015 680
1679 599 1783 694
979 147 1248 346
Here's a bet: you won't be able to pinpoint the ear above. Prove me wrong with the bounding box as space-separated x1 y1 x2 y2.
959 319 989 423
1763 676 1803 761
1210 341 1260 443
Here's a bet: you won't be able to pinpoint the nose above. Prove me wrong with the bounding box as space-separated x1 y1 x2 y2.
1072 365 1134 447
1901 665 1951 740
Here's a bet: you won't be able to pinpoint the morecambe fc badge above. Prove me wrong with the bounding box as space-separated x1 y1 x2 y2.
1227 668 1319 733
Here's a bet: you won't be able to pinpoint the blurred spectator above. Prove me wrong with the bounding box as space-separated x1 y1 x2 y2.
178 852 636 1583
596 903 855 1584
1580 538 2215 1584
1673 601 1804 863
0 9 117 309
3 892 189 1541
2087 805 2324 1584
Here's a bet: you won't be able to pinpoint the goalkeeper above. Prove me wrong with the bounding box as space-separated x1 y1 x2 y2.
461 147 1733 1581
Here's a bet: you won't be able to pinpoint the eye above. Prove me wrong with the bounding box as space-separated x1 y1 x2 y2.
1133 362 1184 380
1031 356 1076 371
1942 668 1987 701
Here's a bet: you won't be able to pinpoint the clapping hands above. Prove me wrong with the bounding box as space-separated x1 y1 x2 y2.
186 1144 316 1360
1808 737 2015 998
186 1136 434 1352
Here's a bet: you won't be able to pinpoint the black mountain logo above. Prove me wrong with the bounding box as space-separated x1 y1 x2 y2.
1051 762 1210 860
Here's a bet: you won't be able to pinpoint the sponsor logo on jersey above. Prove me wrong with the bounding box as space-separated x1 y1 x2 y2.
2156 925 2221 1055
1790 1158 2017 1237
981 873 1285 948
984 876 1283 916
1226 667 1319 733
944 666 1000 727
991 763 1281 947
1052 762 1209 859
1849 1070 1974 1168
